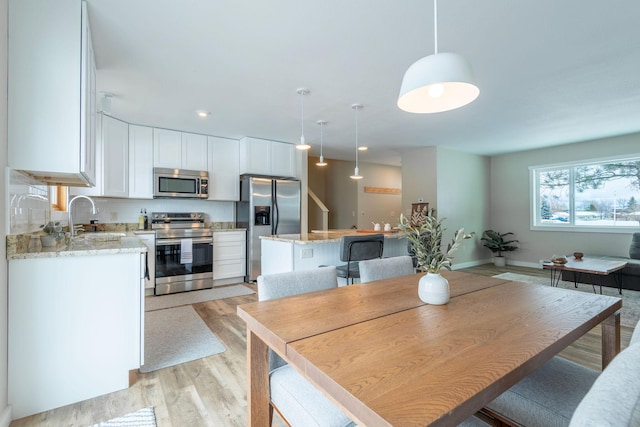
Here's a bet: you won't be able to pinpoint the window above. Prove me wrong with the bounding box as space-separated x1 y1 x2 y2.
531 156 640 231
50 186 68 212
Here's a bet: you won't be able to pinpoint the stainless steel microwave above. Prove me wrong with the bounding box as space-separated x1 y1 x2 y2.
153 168 209 199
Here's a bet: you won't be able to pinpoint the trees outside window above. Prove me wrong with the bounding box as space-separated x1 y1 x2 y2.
532 157 640 229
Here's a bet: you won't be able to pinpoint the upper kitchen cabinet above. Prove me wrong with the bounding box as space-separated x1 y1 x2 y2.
129 125 154 199
153 129 208 171
8 0 97 187
239 137 296 178
71 114 129 198
208 137 239 201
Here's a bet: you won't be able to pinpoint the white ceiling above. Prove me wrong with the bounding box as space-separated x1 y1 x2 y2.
86 0 640 167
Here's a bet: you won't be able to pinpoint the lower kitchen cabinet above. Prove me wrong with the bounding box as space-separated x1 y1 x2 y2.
213 230 246 286
8 253 143 419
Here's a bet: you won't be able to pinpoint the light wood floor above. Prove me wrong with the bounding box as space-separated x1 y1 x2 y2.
10 264 633 427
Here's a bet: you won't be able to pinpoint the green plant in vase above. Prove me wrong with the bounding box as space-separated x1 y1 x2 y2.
399 208 474 305
40 221 65 247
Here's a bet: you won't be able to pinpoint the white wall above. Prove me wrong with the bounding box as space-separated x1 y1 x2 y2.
491 133 639 266
356 162 402 229
400 146 490 269
400 147 437 217
436 148 491 267
1 0 11 423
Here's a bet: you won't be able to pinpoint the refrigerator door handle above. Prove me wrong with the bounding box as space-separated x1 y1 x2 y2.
272 181 279 234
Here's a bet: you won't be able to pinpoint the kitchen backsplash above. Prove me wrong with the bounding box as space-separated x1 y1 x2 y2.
8 169 51 234
7 168 235 235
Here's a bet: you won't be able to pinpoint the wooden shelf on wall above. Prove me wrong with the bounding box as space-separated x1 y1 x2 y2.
364 186 401 195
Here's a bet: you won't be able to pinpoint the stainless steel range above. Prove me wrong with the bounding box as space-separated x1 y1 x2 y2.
152 212 213 295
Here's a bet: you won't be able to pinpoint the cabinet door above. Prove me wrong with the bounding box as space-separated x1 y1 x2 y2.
181 132 208 171
129 125 154 199
239 137 271 175
271 141 296 178
8 0 91 185
208 136 239 201
80 2 97 186
153 128 182 168
102 116 129 197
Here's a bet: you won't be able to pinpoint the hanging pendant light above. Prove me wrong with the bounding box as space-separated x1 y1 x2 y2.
295 88 311 150
316 120 327 166
350 104 363 180
397 0 479 114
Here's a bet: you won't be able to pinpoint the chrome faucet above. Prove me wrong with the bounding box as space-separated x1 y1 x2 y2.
68 195 97 238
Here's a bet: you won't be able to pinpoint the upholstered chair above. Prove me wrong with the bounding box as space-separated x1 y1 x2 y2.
484 318 640 427
257 267 356 426
358 255 415 283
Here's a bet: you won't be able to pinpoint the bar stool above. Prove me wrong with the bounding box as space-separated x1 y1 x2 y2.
332 234 384 284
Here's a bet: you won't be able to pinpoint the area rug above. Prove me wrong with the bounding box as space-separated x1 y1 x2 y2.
145 284 255 312
494 272 640 328
91 406 156 426
140 305 225 373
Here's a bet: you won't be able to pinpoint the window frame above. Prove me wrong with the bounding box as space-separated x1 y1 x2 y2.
530 153 640 233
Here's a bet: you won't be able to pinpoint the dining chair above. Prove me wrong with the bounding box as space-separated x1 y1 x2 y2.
257 267 356 427
358 255 415 283
484 317 640 427
332 234 384 285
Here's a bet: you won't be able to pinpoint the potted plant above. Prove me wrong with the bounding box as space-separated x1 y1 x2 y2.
399 208 474 304
40 221 65 247
481 229 519 267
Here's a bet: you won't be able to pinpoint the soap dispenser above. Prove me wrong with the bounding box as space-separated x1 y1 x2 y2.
138 209 145 230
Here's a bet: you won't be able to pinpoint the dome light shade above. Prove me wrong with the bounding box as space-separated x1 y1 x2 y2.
397 52 479 114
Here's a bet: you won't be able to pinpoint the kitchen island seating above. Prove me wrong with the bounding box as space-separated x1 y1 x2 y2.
358 255 414 283
331 234 384 284
485 317 640 427
256 266 357 426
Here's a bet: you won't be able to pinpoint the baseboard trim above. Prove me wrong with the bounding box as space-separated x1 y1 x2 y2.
0 405 12 427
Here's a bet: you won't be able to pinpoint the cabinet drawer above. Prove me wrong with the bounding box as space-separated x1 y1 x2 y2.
213 260 245 280
213 231 245 243
213 241 245 261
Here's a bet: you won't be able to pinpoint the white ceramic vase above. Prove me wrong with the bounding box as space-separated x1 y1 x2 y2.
418 272 450 305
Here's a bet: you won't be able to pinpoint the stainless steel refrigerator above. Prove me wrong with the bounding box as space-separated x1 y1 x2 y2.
236 175 301 281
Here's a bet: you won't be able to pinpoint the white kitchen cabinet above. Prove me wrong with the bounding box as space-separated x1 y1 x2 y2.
129 125 154 199
208 136 240 201
239 137 296 178
182 132 209 171
153 128 182 168
213 230 246 285
154 129 208 170
8 0 96 186
102 116 129 197
271 140 297 178
8 253 142 418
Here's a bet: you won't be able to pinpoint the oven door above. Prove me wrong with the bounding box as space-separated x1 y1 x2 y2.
155 237 213 292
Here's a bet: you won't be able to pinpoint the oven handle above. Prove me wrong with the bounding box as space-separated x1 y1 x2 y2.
156 238 213 245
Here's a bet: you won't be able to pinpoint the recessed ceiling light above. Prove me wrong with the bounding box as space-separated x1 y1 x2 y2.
196 110 210 118
358 146 368 151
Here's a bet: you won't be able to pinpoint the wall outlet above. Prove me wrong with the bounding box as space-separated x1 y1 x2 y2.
301 248 313 259
110 212 118 221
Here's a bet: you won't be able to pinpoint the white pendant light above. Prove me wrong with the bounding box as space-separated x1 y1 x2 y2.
296 88 311 151
316 120 327 167
350 104 363 180
397 0 479 114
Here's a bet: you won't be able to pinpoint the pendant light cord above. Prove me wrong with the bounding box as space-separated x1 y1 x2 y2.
320 122 324 156
300 91 305 143
433 0 438 54
355 107 359 168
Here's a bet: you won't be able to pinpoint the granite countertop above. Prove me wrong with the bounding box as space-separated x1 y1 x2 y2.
7 232 148 260
261 229 405 244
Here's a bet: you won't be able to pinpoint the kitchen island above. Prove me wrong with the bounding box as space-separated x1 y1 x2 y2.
260 230 409 284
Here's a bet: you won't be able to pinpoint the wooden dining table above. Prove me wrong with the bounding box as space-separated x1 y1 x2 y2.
237 270 622 426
